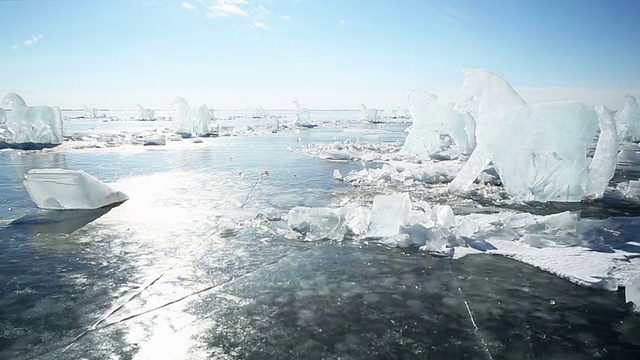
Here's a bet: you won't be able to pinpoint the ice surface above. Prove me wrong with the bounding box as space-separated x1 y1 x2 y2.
448 69 618 202
365 193 411 238
358 104 379 123
626 273 640 312
83 105 97 118
402 90 476 159
23 169 129 210
1 92 64 144
136 104 155 121
615 95 640 142
171 96 210 136
293 100 314 127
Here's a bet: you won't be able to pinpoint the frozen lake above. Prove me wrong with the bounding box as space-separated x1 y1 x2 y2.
0 110 639 359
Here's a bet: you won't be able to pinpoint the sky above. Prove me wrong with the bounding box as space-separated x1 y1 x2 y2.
1 0 639 109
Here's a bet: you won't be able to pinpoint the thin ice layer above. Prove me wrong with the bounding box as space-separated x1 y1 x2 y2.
1 92 64 144
24 169 129 210
449 69 618 202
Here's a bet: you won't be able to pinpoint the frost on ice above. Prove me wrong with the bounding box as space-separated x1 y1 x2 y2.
293 100 315 128
615 94 640 142
23 169 129 210
172 96 211 136
448 69 618 202
358 103 379 123
1 92 64 145
137 104 155 121
402 90 476 158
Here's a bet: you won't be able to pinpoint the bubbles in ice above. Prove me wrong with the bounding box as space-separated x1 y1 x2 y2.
1 92 64 144
448 68 618 202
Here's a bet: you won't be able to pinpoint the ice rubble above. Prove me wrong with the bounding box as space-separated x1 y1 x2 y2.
172 96 211 136
137 104 155 121
626 273 640 312
402 90 476 159
1 92 64 145
448 69 618 202
23 169 129 210
285 193 640 290
615 94 640 142
358 104 379 123
293 100 315 128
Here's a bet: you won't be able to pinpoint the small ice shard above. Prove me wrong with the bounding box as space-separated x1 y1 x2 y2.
340 206 370 236
318 149 351 161
448 69 618 202
376 233 412 248
83 105 97 118
625 273 640 312
287 206 346 241
365 193 411 238
358 103 379 123
136 104 155 121
1 92 64 145
172 96 210 136
293 100 316 128
23 169 129 210
462 237 497 252
402 90 476 159
615 95 640 142
143 137 166 146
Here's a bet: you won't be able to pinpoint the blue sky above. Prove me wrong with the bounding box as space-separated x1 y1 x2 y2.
1 0 639 109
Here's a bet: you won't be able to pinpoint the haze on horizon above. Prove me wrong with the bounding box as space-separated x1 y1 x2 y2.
1 0 639 110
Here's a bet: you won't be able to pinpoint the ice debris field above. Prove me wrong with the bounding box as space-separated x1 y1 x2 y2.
1 69 640 313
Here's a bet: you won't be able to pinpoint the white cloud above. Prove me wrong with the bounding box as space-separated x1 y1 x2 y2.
253 21 268 30
207 0 248 17
181 1 197 10
280 14 290 20
13 34 43 49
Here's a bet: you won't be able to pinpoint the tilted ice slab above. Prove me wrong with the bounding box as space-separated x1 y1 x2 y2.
448 69 618 202
293 100 314 127
358 103 379 123
1 92 64 145
402 90 476 159
172 96 211 136
24 169 129 210
615 95 640 142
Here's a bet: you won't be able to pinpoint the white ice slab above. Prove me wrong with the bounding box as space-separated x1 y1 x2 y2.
24 169 129 210
365 193 411 238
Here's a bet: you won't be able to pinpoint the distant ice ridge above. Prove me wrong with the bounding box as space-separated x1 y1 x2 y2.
23 169 129 210
1 92 64 145
448 69 618 202
136 104 155 121
283 193 640 290
615 94 640 142
401 90 476 159
358 103 379 123
171 96 211 136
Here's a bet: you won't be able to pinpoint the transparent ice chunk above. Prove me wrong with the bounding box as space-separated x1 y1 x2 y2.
136 104 155 121
287 206 346 241
358 103 379 123
171 96 211 136
365 193 411 238
626 273 640 313
615 95 640 142
293 100 315 127
1 92 64 144
83 105 97 118
23 169 129 210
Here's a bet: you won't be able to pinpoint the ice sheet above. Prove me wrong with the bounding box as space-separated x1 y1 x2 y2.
23 169 129 210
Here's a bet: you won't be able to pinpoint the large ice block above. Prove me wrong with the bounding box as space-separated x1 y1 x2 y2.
358 103 379 123
136 104 155 121
365 193 411 238
172 96 210 136
448 69 618 202
287 206 346 241
402 90 476 158
1 92 64 145
23 169 129 210
83 105 97 118
615 95 640 142
293 100 315 128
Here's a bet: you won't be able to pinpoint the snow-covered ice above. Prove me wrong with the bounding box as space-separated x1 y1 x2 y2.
23 169 129 210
